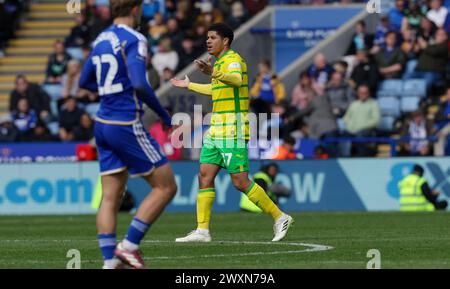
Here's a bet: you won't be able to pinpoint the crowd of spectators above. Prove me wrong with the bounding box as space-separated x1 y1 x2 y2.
1 0 449 160
248 0 450 159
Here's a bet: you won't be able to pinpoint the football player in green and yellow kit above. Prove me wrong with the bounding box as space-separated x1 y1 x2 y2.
171 23 293 242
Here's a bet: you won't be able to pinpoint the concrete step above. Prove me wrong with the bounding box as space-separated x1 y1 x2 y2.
5 46 53 55
21 21 75 29
9 38 57 47
0 56 48 65
0 65 46 73
16 28 70 37
0 74 44 83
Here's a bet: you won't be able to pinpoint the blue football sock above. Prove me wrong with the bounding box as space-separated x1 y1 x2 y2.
125 218 150 246
98 233 116 260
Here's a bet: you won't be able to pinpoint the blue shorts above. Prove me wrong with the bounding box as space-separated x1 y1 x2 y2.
95 121 168 177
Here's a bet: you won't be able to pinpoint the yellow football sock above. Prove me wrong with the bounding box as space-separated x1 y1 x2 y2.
245 182 282 221
196 188 215 230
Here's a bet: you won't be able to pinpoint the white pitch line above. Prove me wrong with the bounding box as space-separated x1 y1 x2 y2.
0 240 334 263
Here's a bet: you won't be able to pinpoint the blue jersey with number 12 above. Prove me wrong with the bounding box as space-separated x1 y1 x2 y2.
79 24 170 126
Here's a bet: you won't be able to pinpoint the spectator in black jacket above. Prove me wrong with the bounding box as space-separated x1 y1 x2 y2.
9 75 51 122
73 113 94 141
346 20 374 55
45 40 72 84
58 97 84 141
65 13 90 48
350 49 379 96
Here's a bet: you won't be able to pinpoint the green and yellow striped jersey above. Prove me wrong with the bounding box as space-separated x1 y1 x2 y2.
209 50 249 140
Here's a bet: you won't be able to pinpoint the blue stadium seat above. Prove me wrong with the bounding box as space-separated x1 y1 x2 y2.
378 115 395 132
402 79 427 98
378 96 400 117
42 84 63 101
400 95 421 112
378 79 403 96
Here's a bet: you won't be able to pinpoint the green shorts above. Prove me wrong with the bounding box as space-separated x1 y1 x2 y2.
200 134 249 173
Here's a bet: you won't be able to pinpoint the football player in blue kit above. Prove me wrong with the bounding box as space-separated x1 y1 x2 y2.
79 0 177 269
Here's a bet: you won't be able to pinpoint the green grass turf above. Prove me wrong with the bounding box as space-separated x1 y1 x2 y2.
0 211 449 269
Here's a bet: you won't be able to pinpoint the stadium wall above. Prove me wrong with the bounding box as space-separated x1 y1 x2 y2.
1 158 449 215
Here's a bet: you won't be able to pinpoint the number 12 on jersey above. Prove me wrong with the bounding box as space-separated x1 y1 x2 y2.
92 54 124 96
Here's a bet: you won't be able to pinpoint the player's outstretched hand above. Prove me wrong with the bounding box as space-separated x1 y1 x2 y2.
170 75 190 88
194 56 213 75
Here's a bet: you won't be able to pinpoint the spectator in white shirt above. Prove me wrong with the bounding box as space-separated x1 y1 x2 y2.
426 0 448 28
151 37 179 77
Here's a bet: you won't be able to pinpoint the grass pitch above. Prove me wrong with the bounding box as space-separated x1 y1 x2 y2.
0 212 449 269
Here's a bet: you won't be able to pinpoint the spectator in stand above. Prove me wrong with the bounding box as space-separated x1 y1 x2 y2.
149 107 183 160
341 84 380 157
290 71 323 111
148 12 168 49
58 97 84 141
350 49 379 96
250 60 286 115
9 75 51 123
142 0 164 33
399 110 433 156
271 136 297 160
0 115 19 142
73 113 94 142
373 15 395 46
164 17 184 52
227 1 248 30
418 17 437 43
11 98 38 137
408 28 448 90
87 4 112 43
61 59 97 106
152 37 179 77
174 0 193 31
45 40 72 84
325 71 355 119
434 87 450 156
284 88 338 141
176 37 201 73
426 0 448 28
65 13 90 49
374 31 406 79
22 120 54 142
400 27 421 79
161 67 175 85
192 22 208 52
307 53 334 88
401 3 423 32
389 0 406 31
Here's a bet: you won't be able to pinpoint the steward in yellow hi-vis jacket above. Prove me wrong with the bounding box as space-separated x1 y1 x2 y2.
398 165 448 211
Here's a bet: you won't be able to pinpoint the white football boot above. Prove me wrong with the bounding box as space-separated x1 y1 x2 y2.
272 213 294 242
175 230 212 242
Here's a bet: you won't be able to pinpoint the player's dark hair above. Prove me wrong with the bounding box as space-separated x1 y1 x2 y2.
208 23 234 46
110 0 143 19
